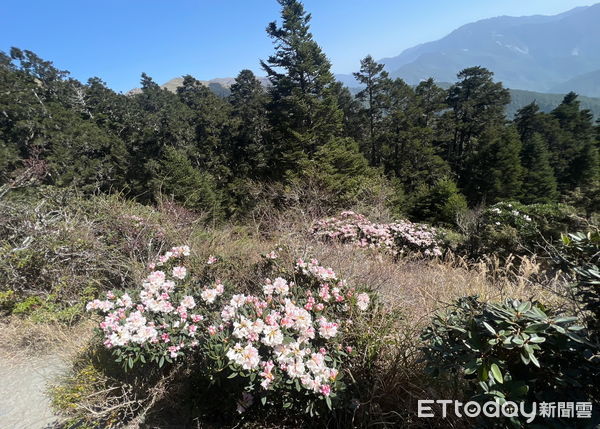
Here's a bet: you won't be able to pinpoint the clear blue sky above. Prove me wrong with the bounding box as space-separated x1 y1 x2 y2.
1 0 597 92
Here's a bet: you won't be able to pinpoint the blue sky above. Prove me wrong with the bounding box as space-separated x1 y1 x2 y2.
1 0 597 92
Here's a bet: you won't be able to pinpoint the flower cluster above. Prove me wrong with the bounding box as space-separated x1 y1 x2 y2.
87 246 374 414
86 245 210 367
312 211 442 257
218 257 370 409
489 203 532 223
485 202 537 232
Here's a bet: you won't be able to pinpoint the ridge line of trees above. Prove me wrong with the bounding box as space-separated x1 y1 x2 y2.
2 0 599 221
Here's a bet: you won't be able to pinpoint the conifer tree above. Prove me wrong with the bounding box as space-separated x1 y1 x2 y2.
463 126 523 203
296 137 376 207
152 146 221 217
521 133 558 204
353 55 390 165
549 92 599 191
446 67 510 174
408 176 467 225
261 0 342 176
415 78 447 128
228 70 269 178
176 75 230 176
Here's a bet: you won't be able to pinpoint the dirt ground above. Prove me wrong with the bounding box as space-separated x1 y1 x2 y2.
0 319 93 429
0 353 66 429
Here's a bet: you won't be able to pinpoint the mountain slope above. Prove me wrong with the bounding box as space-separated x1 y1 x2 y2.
127 76 271 96
379 4 600 94
506 88 600 119
550 69 600 98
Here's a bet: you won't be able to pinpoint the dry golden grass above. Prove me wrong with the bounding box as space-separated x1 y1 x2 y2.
0 316 94 361
198 209 572 332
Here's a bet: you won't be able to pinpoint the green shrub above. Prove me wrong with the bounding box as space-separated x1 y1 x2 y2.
555 231 600 338
421 296 599 427
463 201 584 257
11 296 43 314
408 177 468 226
0 289 16 311
0 188 174 323
292 137 386 210
151 146 223 218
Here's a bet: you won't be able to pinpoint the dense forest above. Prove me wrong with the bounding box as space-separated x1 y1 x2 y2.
2 0 599 224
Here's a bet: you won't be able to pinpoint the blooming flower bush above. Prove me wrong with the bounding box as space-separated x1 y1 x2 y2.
216 257 370 413
86 245 216 368
312 211 443 257
485 202 536 232
87 246 374 415
475 202 583 257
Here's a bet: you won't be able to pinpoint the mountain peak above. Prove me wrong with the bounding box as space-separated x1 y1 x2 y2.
378 3 600 95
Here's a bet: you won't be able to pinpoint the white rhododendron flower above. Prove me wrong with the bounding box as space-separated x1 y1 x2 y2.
356 293 370 311
180 295 196 309
272 277 289 295
172 266 187 279
312 211 443 257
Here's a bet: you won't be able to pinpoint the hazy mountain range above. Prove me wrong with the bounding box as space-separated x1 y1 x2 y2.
130 3 600 117
336 3 600 96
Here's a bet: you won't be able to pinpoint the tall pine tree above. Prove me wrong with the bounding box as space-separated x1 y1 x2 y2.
463 126 523 203
521 133 558 204
228 69 269 178
445 67 510 175
261 0 342 177
353 55 389 165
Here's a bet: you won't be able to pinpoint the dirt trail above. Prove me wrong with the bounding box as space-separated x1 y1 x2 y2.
0 352 66 429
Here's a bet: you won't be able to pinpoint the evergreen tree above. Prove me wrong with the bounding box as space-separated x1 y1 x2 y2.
415 78 447 128
152 146 221 217
331 81 363 143
379 78 451 193
514 102 544 142
261 0 342 176
521 133 558 204
548 92 599 191
572 141 600 188
228 70 269 178
44 108 129 193
176 75 229 175
353 55 389 165
408 176 467 225
445 67 510 174
297 137 377 207
463 126 523 203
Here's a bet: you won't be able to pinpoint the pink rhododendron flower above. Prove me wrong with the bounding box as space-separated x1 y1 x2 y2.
266 250 278 259
172 266 187 279
356 293 370 311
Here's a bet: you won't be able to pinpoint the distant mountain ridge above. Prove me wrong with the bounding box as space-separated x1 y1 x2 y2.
129 3 600 118
127 76 270 96
550 69 600 97
132 75 600 120
130 4 600 100
376 3 600 95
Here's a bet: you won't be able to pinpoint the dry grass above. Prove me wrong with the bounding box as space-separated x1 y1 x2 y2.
217 208 572 330
0 316 94 361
